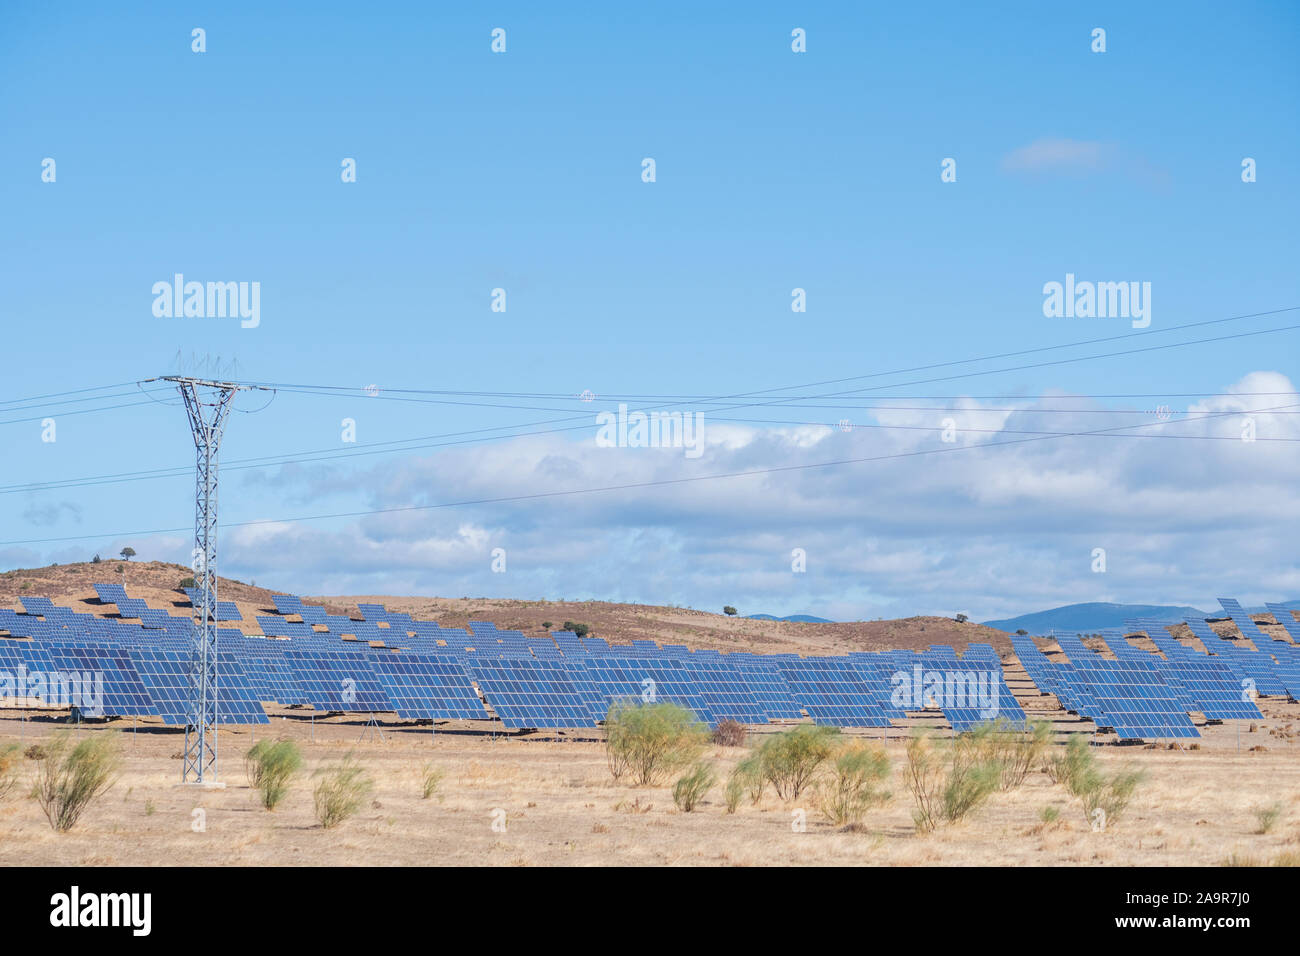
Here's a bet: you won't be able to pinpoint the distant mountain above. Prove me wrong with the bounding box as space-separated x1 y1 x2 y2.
746 613 835 624
982 601 1216 635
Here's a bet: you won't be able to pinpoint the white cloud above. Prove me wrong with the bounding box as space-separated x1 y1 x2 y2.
127 373 1300 623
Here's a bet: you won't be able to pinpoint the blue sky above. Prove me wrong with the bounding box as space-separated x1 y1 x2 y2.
2 2 1298 621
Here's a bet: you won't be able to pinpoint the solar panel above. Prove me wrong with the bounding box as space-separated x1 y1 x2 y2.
734 658 804 720
1073 659 1200 739
43 643 156 717
284 650 391 712
468 658 595 729
366 653 485 720
679 658 768 724
127 649 269 724
774 657 891 727
580 657 715 725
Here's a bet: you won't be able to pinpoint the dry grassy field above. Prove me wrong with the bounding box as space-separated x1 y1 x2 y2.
2 703 1298 867
4 561 1298 867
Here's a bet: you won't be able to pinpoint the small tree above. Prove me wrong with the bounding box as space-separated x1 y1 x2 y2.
725 753 765 811
967 718 1053 790
563 621 590 638
119 547 136 561
904 732 1001 832
90 554 102 564
245 739 302 810
421 763 445 801
815 742 891 828
1051 734 1145 830
1015 628 1028 636
32 732 121 832
313 752 374 829
723 606 738 617
672 762 716 812
756 725 841 800
604 700 707 786
954 613 968 623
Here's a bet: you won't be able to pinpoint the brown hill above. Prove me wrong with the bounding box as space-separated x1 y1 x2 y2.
0 560 1011 655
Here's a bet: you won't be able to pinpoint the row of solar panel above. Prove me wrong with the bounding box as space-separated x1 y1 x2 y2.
0 634 1026 732
1009 622 1300 739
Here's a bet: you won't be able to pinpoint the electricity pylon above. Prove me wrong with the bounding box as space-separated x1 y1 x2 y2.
159 375 257 784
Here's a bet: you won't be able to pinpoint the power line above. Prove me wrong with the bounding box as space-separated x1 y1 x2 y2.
5 395 1296 498
0 401 1286 547
0 394 176 427
232 305 1300 400
4 311 1298 495
0 381 143 407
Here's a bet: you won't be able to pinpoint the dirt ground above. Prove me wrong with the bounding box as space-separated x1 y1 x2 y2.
2 702 1297 867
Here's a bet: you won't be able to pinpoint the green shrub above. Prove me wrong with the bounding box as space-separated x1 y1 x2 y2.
0 744 22 800
604 700 708 786
756 725 841 801
941 741 1002 825
1039 805 1061 826
725 753 765 812
1253 802 1283 834
1046 733 1093 789
421 763 444 800
672 762 716 812
1051 735 1145 830
966 718 1053 790
815 742 891 828
245 739 302 811
563 621 590 638
904 732 1000 832
1080 767 1145 830
31 732 121 832
313 751 374 829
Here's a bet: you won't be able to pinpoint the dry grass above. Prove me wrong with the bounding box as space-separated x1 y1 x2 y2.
0 705 1296 866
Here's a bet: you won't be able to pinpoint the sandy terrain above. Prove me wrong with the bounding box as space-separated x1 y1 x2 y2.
1 704 1297 867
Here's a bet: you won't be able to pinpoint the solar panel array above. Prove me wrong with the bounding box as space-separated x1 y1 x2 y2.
1008 602 1300 739
2 589 1294 738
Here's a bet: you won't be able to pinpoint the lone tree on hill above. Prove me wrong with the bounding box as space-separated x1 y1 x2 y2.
954 613 968 623
119 547 136 561
723 606 738 616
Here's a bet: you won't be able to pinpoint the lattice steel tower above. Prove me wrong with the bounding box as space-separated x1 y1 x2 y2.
163 376 253 783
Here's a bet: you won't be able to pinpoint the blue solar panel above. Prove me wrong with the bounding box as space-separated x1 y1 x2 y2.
580 657 715 725
774 657 891 727
43 643 156 717
127 649 269 725
468 658 595 729
733 657 804 720
679 658 768 724
367 653 485 720
284 650 391 712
